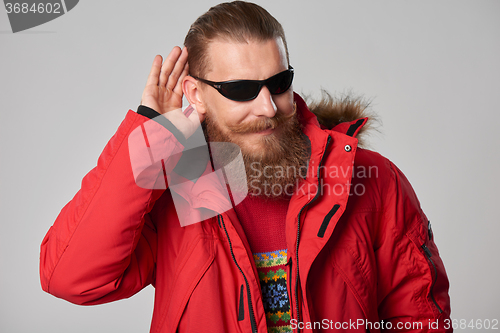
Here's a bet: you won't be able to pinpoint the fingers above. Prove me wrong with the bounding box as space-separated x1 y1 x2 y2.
147 46 188 94
173 61 189 96
145 54 163 87
158 46 182 87
166 47 188 92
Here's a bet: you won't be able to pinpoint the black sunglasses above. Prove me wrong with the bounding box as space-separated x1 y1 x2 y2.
191 66 294 102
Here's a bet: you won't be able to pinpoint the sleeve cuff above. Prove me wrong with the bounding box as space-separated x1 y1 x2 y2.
137 105 187 146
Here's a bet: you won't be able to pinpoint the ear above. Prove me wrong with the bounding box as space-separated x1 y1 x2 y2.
183 76 207 117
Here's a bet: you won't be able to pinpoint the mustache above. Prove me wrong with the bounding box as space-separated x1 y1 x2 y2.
226 107 297 134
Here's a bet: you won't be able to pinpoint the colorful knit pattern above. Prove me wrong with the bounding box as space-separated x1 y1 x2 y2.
254 249 292 333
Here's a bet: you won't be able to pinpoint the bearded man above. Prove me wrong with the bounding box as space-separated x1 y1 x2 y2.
40 1 452 332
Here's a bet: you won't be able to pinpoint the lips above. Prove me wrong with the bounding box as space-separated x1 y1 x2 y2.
228 112 290 134
257 127 274 135
255 124 278 135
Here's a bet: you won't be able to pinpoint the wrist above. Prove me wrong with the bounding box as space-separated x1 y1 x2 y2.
137 105 187 145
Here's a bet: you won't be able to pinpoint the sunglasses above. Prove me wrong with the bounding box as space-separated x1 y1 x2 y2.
191 66 294 102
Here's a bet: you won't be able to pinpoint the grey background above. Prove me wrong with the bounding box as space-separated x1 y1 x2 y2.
1 0 499 331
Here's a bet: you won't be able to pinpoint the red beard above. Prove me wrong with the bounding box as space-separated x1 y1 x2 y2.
203 103 309 199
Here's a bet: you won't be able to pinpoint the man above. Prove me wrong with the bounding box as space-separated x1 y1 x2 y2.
40 1 452 332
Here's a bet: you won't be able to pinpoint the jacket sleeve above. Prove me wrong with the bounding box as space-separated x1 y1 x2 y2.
375 160 452 332
39 109 185 305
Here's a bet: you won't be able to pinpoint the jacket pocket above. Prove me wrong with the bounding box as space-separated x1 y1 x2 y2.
421 243 443 313
406 219 443 315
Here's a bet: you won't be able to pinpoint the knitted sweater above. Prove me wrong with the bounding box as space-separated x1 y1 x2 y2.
233 195 292 333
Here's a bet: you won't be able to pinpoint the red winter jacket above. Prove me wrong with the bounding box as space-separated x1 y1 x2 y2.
40 93 452 332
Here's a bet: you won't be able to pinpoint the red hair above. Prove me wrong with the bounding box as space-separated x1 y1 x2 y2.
183 1 290 78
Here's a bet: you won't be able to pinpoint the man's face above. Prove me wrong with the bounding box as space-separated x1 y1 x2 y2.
198 37 295 159
187 37 308 198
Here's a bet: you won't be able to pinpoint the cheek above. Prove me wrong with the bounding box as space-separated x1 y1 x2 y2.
211 98 250 129
274 90 295 115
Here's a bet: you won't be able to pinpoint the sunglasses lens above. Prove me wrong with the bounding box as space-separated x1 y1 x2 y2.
220 81 261 101
267 69 294 95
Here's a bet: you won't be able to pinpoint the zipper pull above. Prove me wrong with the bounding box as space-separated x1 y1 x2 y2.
427 220 433 241
422 244 432 258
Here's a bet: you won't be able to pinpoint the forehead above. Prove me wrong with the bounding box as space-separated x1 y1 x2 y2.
205 37 288 81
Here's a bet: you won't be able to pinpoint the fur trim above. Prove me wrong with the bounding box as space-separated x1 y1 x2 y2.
301 89 381 148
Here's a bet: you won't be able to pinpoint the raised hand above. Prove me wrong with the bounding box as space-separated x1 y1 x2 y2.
141 47 202 139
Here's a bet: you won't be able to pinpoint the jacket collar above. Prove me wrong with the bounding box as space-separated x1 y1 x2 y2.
285 92 368 261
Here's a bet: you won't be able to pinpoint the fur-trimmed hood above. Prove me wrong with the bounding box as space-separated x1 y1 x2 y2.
302 90 380 147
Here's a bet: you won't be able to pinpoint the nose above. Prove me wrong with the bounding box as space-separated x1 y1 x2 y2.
252 85 277 118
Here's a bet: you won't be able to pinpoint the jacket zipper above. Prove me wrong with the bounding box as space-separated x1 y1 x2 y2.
218 215 258 333
287 258 293 322
293 135 332 329
421 244 443 313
